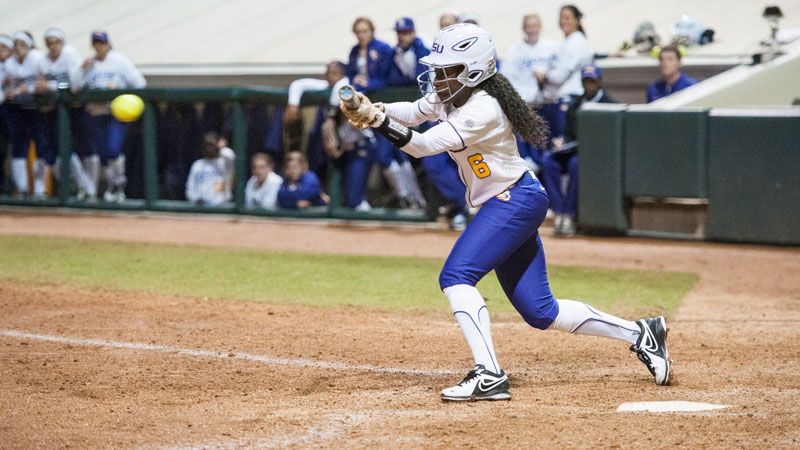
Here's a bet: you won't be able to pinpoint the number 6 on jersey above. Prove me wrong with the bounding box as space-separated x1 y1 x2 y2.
468 153 492 179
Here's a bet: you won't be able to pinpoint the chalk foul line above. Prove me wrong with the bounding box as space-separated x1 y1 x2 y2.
0 329 456 377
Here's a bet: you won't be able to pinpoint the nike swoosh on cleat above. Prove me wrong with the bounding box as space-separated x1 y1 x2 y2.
477 376 507 393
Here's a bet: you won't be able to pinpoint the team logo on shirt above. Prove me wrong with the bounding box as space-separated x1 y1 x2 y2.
464 119 474 128
369 49 378 60
496 191 511 202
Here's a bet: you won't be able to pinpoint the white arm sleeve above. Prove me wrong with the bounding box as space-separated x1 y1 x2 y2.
384 99 435 128
119 54 146 88
400 97 494 158
547 36 590 87
287 78 329 106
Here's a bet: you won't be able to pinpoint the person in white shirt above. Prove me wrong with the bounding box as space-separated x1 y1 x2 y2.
244 152 283 209
501 14 557 106
501 14 558 174
341 23 672 402
284 61 375 210
535 5 594 141
3 32 47 197
35 27 93 199
185 132 233 206
79 31 146 203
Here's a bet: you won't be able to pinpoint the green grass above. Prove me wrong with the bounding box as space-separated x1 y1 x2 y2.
0 235 696 316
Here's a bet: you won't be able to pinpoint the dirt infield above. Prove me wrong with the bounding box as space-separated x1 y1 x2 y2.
1 210 799 449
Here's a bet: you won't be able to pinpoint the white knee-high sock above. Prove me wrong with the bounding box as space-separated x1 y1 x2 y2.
32 158 46 196
401 160 426 207
549 299 641 345
82 155 99 196
111 155 127 189
11 158 29 194
443 284 501 373
384 160 409 200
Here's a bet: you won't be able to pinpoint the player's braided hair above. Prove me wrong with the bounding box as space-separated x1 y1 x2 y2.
478 72 548 147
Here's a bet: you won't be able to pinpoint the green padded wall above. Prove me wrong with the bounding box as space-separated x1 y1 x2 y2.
707 111 800 245
577 104 628 233
624 109 708 198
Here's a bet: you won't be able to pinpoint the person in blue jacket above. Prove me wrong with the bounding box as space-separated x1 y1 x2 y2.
277 151 328 209
348 16 425 208
646 44 697 102
388 17 430 87
347 17 393 91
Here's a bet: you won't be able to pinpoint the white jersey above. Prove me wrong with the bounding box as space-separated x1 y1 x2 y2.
500 39 557 104
80 50 146 90
4 49 46 95
40 44 83 91
384 91 529 207
245 172 283 209
543 31 593 101
185 156 232 206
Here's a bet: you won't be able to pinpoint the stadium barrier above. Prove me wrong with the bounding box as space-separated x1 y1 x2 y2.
578 104 800 245
0 86 427 222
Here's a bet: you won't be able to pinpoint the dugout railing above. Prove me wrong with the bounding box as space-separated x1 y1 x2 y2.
0 86 430 222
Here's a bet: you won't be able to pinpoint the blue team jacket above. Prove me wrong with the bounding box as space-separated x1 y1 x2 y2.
388 37 431 87
646 72 698 103
347 39 394 91
277 171 326 209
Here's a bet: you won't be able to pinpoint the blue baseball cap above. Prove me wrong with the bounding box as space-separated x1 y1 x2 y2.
91 31 109 43
580 64 603 80
394 17 415 31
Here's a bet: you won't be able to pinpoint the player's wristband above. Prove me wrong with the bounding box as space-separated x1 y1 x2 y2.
375 115 412 148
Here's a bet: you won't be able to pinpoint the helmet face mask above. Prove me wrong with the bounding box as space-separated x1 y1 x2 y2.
417 63 470 104
416 23 498 104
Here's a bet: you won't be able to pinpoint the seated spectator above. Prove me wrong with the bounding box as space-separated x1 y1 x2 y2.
646 44 697 102
185 132 232 206
277 151 328 209
541 64 618 237
245 152 282 209
388 17 429 87
289 60 374 210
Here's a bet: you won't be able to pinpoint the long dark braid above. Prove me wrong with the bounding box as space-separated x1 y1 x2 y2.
478 72 548 147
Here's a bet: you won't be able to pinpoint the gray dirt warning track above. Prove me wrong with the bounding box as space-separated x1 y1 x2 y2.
0 210 799 449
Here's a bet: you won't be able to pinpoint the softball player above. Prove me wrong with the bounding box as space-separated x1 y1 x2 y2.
342 23 671 401
37 27 93 199
78 31 146 202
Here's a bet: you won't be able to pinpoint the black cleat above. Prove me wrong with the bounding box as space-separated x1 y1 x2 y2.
441 364 512 401
630 316 671 385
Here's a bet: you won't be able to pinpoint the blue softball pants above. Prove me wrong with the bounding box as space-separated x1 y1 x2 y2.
541 151 579 215
7 107 48 159
439 172 560 330
86 114 126 164
339 146 375 208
